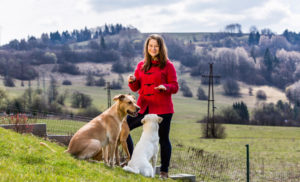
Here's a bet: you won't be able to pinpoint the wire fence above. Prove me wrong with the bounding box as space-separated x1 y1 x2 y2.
164 145 300 182
1 109 300 182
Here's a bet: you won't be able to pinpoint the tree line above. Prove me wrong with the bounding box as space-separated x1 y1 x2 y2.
5 24 128 50
198 100 300 127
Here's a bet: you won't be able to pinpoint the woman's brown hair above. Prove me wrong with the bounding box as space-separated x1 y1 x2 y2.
142 34 168 72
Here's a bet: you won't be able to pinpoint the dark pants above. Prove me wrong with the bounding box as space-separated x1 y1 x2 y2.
126 108 173 173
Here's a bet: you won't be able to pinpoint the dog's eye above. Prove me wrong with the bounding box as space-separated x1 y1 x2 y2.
128 101 132 104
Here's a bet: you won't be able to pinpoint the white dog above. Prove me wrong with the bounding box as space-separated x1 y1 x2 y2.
123 114 163 177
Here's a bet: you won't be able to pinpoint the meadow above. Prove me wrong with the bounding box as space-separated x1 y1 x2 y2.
0 67 298 181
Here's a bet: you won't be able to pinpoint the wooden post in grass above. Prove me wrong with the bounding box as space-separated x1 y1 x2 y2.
106 81 111 108
246 144 250 182
202 63 220 138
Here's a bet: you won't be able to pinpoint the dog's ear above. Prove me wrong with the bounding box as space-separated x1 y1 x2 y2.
157 116 163 124
141 118 146 124
127 93 136 100
113 94 125 101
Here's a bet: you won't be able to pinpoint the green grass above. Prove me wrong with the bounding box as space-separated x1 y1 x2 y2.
0 127 174 182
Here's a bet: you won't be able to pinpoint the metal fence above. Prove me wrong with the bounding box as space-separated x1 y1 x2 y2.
165 146 300 182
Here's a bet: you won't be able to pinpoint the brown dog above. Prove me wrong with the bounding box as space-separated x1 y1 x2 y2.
65 94 140 166
115 118 130 166
95 118 130 166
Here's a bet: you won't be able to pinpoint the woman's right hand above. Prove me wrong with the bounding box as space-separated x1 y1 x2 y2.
128 74 136 83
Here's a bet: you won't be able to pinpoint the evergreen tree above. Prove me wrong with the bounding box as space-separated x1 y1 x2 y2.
104 24 110 35
110 25 115 35
100 36 106 50
255 32 260 44
248 32 255 45
263 48 273 72
233 101 249 123
50 31 61 44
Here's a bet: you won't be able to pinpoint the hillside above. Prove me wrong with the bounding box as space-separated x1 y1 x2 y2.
0 63 288 124
0 24 299 126
0 127 172 182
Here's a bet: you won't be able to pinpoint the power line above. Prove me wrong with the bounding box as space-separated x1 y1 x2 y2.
202 63 221 138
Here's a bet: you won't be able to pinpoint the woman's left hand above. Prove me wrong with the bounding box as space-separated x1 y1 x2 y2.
154 85 167 91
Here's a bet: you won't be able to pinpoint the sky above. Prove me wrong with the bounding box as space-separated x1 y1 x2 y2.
1 0 300 45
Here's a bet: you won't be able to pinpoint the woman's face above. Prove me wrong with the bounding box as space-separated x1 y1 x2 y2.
147 39 160 58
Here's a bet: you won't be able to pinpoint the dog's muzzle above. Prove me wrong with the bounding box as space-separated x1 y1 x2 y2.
127 107 140 117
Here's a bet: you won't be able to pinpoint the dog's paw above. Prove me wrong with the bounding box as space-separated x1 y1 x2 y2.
120 161 128 167
108 161 115 168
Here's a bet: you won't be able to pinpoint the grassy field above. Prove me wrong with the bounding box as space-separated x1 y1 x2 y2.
0 127 175 182
0 65 298 181
1 118 299 181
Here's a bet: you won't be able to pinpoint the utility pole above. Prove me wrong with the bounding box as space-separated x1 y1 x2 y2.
202 63 220 138
106 81 111 108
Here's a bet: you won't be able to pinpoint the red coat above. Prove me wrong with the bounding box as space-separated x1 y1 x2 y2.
128 60 179 114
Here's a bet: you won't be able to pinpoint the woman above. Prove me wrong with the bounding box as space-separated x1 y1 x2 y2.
127 34 178 178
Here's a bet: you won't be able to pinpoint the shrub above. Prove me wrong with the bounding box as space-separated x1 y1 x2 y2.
201 120 226 139
179 80 193 97
57 94 67 106
62 80 72 85
0 88 8 106
220 107 241 124
57 63 81 75
256 90 267 100
7 114 33 134
251 103 284 125
95 77 106 87
47 102 63 114
223 79 240 96
71 91 92 108
6 98 25 113
197 87 207 100
85 71 95 86
285 81 300 105
3 76 15 87
30 95 47 114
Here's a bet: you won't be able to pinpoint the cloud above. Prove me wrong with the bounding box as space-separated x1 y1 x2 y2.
87 0 181 13
185 0 264 14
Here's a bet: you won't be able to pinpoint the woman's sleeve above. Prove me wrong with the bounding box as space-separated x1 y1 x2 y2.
163 62 179 94
128 63 141 92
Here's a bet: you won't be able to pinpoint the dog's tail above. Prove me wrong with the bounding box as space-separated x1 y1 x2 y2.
40 142 56 153
123 165 139 174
